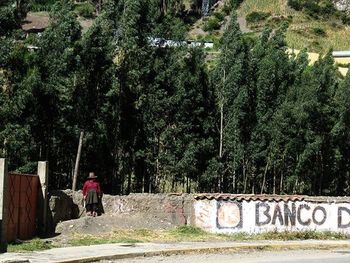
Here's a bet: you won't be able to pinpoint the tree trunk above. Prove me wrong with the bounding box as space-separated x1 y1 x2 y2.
232 165 236 193
280 170 283 194
218 65 226 191
319 151 324 195
243 164 248 193
72 130 84 191
161 0 167 14
219 103 223 159
153 135 160 193
273 164 276 195
294 177 299 194
219 68 226 160
260 159 269 194
250 166 256 194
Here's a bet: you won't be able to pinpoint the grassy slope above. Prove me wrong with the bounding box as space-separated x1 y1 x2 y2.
238 0 350 53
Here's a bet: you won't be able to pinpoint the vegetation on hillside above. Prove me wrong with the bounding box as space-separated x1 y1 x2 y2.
1 0 350 196
238 0 350 53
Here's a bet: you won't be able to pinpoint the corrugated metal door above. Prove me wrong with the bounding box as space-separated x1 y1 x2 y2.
6 173 39 242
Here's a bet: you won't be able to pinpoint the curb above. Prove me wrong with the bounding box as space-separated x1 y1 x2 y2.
51 242 350 263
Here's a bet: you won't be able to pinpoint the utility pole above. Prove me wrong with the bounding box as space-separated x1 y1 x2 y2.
72 130 84 191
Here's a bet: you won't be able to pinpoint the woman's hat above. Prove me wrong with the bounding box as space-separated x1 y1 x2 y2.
87 172 97 179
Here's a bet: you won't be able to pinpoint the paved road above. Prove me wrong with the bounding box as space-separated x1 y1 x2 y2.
106 250 350 263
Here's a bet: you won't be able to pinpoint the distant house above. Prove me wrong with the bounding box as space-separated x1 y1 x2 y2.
332 51 350 58
21 13 49 34
148 37 214 49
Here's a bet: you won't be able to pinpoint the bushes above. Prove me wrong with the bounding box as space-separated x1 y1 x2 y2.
320 2 336 16
203 11 225 32
203 16 220 31
246 11 271 23
312 27 326 36
304 1 321 18
288 0 303 11
0 6 19 35
288 0 336 18
266 15 292 28
202 4 227 32
341 14 350 25
75 2 94 18
213 11 225 21
222 4 231 15
232 0 244 9
29 0 56 12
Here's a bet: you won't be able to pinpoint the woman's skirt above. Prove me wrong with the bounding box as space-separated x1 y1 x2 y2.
86 189 99 205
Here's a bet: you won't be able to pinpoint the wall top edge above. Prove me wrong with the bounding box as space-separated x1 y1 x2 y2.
194 193 350 203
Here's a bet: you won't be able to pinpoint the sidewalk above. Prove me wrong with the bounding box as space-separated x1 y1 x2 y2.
2 240 350 263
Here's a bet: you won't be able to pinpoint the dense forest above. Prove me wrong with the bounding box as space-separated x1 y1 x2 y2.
1 0 350 196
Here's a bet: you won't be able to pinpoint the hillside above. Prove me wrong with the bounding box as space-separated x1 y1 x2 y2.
188 0 350 53
16 0 350 54
239 0 350 53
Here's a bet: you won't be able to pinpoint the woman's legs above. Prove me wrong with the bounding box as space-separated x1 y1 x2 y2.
92 203 98 217
86 204 92 216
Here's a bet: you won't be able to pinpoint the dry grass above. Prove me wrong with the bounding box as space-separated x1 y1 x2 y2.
67 226 231 246
65 227 350 247
238 0 292 16
286 20 350 53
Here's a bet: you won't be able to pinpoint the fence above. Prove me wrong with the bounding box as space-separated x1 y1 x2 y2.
0 159 48 253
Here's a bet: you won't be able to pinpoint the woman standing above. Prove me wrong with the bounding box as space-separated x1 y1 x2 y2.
83 172 102 217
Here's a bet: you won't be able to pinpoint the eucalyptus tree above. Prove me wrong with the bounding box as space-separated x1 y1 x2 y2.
0 4 20 35
71 13 120 192
211 11 248 192
27 2 83 187
113 0 155 193
277 52 338 195
268 50 310 194
249 27 295 194
332 70 350 195
157 47 216 192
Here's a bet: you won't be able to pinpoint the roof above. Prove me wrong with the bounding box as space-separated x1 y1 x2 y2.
332 51 350 58
21 12 50 33
194 193 350 203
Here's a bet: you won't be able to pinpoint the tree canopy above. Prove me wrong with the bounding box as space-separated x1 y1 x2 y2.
1 1 350 196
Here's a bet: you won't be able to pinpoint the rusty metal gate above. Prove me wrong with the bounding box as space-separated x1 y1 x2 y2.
6 172 39 242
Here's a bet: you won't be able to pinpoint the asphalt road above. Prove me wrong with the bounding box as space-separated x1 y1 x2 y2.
104 249 350 263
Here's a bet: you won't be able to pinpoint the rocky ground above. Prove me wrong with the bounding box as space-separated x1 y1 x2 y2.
55 212 177 236
49 213 178 246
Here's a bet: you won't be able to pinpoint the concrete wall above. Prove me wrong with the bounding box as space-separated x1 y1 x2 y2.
48 191 195 230
48 192 350 234
194 199 350 234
